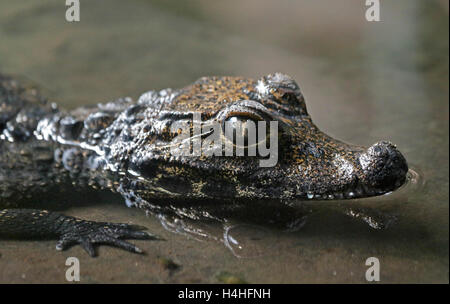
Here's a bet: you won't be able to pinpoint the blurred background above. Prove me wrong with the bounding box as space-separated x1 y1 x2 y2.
0 0 448 283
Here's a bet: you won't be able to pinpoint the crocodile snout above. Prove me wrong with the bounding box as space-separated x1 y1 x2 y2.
359 141 408 193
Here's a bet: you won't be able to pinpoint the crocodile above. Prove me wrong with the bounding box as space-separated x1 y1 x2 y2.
0 72 408 256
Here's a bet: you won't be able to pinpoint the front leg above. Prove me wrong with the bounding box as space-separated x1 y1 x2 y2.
0 209 159 257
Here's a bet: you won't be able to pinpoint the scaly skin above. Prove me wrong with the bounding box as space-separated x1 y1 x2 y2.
0 73 408 256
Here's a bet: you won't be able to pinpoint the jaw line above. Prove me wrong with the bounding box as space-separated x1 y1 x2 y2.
300 182 400 201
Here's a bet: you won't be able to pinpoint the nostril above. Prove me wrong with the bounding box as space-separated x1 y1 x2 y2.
368 141 397 158
359 141 408 191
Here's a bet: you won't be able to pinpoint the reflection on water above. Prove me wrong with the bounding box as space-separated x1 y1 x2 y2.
0 0 448 283
400 168 426 194
224 224 279 258
153 168 422 258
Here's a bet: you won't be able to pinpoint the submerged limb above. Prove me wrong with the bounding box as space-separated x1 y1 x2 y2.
0 208 159 257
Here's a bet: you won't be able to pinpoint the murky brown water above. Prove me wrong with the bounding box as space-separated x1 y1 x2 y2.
0 0 448 283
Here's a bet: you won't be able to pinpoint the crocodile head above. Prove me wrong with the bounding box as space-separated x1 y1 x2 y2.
104 73 408 201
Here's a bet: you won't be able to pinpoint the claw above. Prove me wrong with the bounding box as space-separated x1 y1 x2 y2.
81 240 96 257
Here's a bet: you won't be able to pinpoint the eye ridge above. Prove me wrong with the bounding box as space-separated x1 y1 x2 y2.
225 111 263 123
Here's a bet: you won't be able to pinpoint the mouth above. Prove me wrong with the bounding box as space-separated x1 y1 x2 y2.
302 179 406 200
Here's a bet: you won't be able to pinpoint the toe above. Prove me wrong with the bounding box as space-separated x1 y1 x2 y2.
95 235 143 253
81 240 96 257
56 235 77 251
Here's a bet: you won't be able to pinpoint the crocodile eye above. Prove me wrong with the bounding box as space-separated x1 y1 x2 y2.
223 115 268 147
225 116 254 145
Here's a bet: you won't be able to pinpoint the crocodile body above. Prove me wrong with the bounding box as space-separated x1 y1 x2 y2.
0 73 408 256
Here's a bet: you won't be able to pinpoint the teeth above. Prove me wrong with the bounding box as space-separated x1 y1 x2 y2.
345 191 355 199
300 185 383 200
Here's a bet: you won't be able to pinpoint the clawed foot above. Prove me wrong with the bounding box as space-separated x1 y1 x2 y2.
55 220 161 257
